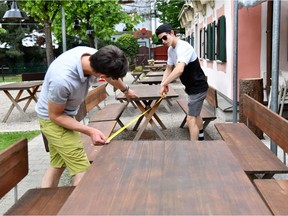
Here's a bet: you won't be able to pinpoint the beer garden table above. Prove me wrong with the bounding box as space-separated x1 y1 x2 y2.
58 140 271 215
0 81 43 122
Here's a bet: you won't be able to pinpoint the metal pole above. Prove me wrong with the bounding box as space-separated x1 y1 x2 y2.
270 0 281 154
233 0 239 123
62 7 67 52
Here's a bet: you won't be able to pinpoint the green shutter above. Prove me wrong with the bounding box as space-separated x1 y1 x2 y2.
218 15 226 62
212 21 216 60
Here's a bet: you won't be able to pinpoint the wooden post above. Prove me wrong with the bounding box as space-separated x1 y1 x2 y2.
239 78 264 139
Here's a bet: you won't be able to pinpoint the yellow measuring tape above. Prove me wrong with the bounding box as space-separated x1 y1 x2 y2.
107 96 165 142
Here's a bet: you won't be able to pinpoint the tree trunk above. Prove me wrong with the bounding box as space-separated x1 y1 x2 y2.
44 21 55 66
239 78 264 139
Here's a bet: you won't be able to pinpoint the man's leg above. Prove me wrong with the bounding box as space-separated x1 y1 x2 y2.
187 115 199 141
73 171 86 186
196 116 204 140
41 166 65 188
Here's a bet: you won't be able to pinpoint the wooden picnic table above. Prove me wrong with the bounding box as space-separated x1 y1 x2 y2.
0 81 43 122
138 76 163 85
116 85 178 140
146 71 164 77
58 140 271 215
144 64 166 71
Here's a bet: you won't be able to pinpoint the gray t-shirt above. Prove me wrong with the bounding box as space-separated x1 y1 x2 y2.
35 46 96 120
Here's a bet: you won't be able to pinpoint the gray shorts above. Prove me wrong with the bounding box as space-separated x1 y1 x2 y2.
187 91 207 116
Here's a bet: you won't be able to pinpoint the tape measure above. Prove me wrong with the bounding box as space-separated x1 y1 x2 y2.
106 95 165 142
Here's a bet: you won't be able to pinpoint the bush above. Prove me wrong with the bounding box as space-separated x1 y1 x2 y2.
115 34 139 65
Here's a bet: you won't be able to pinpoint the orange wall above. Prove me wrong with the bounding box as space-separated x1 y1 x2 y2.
238 5 262 80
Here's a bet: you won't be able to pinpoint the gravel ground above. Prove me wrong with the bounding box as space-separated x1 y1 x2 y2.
0 74 222 139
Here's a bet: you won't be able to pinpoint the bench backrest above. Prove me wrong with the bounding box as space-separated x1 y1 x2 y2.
243 94 288 153
85 83 107 113
22 72 45 81
75 83 108 122
206 86 218 109
0 139 28 198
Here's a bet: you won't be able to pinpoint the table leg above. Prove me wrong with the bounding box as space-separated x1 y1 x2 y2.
143 100 166 129
2 90 30 122
23 86 39 111
133 100 153 131
133 100 166 140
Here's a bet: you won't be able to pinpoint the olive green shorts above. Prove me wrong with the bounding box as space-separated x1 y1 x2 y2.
38 118 90 176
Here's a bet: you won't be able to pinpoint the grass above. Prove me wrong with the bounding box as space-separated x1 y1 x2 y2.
0 130 41 151
0 75 22 83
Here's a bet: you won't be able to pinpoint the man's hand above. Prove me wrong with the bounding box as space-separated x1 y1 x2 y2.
160 83 169 97
124 88 138 102
89 127 108 145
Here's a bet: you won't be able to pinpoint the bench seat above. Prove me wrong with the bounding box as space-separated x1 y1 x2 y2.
253 179 288 215
215 123 288 179
89 103 127 128
130 71 143 83
5 186 74 215
177 99 216 129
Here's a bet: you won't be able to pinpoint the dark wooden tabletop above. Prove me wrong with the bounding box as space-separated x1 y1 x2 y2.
146 71 164 77
58 140 271 215
137 76 163 85
116 84 178 101
0 81 43 90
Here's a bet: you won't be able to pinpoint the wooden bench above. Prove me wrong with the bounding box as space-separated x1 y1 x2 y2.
215 94 288 179
177 85 217 129
21 72 45 81
1 139 74 215
253 179 288 215
85 83 127 128
130 71 143 83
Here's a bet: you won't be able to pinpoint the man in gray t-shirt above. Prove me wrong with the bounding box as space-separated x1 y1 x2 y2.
36 45 137 188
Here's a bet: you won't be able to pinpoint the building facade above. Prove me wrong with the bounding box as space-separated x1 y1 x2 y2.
179 0 288 102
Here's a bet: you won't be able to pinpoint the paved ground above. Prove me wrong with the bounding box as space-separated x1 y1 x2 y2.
0 72 286 214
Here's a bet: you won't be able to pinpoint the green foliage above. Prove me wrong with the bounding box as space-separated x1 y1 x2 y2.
52 0 142 46
114 33 139 64
156 0 185 34
152 34 162 45
0 130 41 151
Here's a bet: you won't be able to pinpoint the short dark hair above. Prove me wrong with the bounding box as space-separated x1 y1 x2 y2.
89 45 128 80
155 24 173 37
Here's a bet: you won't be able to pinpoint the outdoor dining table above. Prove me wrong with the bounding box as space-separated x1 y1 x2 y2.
146 71 164 77
137 76 163 85
0 81 43 122
58 140 271 215
116 84 178 140
144 64 166 71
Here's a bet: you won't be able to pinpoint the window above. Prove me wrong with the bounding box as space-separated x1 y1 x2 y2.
191 32 194 47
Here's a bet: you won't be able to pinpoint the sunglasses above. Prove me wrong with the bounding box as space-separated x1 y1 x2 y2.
158 35 168 43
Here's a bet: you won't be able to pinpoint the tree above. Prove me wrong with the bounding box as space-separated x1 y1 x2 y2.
155 0 184 34
21 0 142 65
21 0 63 66
115 33 139 65
53 0 141 49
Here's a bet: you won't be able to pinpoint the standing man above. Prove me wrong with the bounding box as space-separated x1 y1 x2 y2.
36 45 137 187
156 24 208 141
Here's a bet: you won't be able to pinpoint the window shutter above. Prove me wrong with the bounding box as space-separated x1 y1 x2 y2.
217 15 226 62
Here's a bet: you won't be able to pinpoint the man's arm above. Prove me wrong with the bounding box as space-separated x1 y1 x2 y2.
161 62 185 86
105 77 138 100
